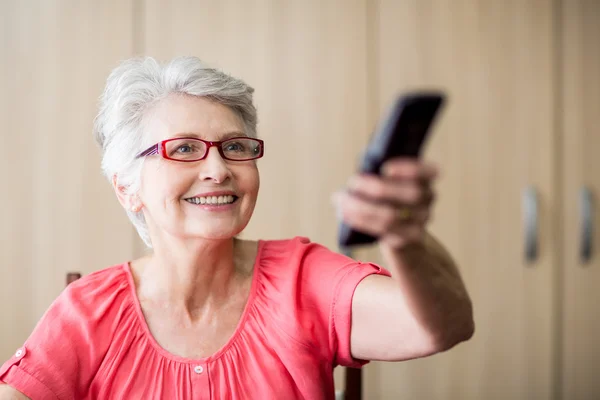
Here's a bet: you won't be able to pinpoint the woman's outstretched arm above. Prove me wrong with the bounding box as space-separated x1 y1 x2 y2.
0 384 30 400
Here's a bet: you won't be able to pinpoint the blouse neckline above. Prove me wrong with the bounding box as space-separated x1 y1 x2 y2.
121 239 265 364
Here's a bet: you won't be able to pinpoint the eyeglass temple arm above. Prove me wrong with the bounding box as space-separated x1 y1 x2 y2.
137 144 160 158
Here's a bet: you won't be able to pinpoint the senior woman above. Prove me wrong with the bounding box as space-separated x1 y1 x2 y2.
0 56 474 399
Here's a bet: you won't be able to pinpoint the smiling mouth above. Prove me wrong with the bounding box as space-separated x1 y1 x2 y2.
184 195 238 205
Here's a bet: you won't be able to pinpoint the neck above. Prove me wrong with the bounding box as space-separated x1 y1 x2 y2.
136 236 246 315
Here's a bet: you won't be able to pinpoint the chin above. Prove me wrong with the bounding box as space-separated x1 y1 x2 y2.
195 231 238 240
187 223 248 241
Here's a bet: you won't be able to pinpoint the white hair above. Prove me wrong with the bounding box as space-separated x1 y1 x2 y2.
93 56 258 248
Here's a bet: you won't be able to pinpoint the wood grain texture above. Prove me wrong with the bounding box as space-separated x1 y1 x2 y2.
3 2 597 399
560 1 600 398
0 1 138 361
139 0 371 391
139 0 371 256
359 1 558 399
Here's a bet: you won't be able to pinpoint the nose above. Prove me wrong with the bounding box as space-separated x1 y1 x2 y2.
198 146 231 183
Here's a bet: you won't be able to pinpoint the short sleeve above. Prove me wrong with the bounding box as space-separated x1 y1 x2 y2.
0 266 125 399
291 237 392 368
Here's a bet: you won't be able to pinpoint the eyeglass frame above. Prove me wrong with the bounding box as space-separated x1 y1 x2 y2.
135 136 265 162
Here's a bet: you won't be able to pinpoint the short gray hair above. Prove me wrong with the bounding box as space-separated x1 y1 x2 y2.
93 56 258 248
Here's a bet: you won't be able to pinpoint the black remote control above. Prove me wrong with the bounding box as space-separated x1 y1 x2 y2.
338 91 446 248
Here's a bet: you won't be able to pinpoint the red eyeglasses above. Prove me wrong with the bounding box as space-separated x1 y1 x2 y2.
136 137 265 162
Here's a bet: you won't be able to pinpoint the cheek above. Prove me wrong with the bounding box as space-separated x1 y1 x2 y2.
242 168 260 197
139 165 190 205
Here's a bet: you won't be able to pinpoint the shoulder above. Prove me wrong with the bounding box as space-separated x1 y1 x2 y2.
0 263 136 398
259 236 386 274
66 262 129 291
253 236 390 366
259 236 344 264
34 262 135 338
257 236 389 292
60 263 132 311
29 261 135 357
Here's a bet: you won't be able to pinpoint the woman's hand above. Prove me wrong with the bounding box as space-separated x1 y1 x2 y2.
333 158 439 250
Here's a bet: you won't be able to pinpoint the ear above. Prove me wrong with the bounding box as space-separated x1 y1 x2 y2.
112 175 144 213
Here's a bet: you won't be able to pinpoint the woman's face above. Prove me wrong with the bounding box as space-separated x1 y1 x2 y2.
136 94 260 242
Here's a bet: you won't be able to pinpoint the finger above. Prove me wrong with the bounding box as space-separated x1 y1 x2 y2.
381 159 439 181
333 191 423 236
381 225 426 248
333 191 398 236
348 174 436 206
398 206 432 225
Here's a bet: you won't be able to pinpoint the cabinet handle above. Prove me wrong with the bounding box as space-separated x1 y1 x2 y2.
523 186 538 263
580 187 593 264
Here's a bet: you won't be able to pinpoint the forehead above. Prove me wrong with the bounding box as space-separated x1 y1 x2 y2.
145 94 245 141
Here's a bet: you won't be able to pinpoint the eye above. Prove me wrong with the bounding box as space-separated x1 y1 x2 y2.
224 142 245 152
176 144 194 153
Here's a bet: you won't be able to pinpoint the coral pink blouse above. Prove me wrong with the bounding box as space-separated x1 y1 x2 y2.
1 237 390 399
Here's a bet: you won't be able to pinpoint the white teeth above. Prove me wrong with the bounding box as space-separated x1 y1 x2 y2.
186 195 236 205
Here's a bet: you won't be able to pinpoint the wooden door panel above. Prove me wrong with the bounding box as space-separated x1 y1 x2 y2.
360 1 558 399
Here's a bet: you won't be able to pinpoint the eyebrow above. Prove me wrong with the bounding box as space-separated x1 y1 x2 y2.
172 131 248 140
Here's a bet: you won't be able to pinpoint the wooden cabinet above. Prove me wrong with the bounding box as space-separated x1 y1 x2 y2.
139 0 371 255
358 1 599 399
0 1 138 362
139 1 372 390
1 1 598 399
560 1 600 399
